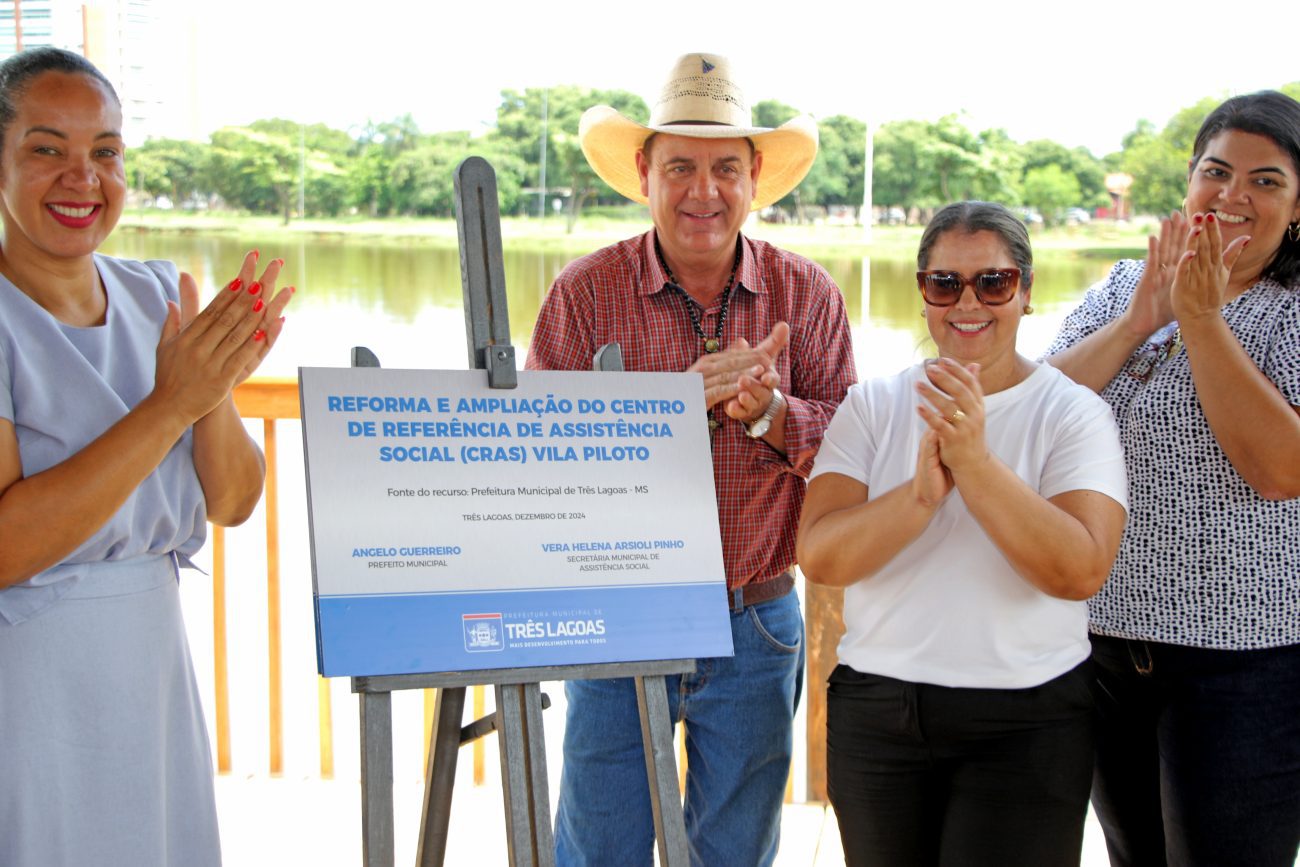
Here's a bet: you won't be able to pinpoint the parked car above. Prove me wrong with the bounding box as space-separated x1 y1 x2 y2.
1065 207 1092 225
875 206 906 225
1016 208 1044 226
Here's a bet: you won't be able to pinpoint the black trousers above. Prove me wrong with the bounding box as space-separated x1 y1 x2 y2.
1089 635 1300 867
826 661 1095 867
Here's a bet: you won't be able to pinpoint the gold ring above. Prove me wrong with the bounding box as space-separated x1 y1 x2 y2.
946 410 966 423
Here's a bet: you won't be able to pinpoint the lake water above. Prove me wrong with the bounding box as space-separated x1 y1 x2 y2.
101 228 1120 378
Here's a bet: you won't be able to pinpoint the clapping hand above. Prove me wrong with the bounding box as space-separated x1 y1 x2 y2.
724 322 789 423
915 358 989 474
1172 213 1249 323
153 251 294 424
911 428 953 508
688 321 789 414
1121 210 1186 339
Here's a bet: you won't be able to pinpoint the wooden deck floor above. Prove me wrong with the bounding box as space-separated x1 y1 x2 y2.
213 775 1112 865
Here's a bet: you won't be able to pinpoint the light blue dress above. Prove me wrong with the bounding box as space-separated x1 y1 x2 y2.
0 255 221 866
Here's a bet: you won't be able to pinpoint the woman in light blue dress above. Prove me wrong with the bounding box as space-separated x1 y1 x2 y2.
0 48 294 866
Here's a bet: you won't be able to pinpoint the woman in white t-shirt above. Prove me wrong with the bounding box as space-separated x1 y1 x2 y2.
797 201 1129 867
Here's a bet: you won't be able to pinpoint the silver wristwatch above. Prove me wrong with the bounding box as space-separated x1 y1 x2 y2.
746 388 785 439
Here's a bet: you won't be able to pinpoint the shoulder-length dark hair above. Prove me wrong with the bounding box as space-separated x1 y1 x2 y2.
1190 91 1300 287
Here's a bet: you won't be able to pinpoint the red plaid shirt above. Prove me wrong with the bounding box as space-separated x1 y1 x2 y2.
525 230 857 588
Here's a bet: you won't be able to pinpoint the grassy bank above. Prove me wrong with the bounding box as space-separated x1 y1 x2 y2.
116 209 1152 260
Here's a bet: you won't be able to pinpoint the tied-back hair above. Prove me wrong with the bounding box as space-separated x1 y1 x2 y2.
1191 90 1300 287
0 46 118 150
917 201 1034 291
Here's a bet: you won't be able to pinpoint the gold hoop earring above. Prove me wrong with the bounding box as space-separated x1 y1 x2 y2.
1287 222 1300 243
1023 304 1034 315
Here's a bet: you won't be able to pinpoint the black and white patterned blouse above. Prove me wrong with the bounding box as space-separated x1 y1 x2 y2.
1048 260 1300 650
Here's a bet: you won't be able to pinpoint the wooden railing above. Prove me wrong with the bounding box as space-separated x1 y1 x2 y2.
221 377 489 783
220 377 297 775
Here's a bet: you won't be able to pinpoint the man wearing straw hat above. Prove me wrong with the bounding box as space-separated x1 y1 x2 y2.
526 53 857 864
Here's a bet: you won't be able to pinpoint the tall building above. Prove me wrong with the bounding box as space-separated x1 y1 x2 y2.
0 0 198 144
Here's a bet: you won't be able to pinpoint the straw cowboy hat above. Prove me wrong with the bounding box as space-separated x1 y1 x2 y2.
579 53 819 212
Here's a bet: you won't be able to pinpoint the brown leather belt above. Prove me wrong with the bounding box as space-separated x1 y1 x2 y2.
729 572 795 612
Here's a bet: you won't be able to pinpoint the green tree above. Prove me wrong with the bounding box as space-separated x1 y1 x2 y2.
1019 139 1108 210
208 126 346 222
1022 165 1082 225
346 147 394 217
1119 119 1187 216
349 115 424 216
873 119 930 217
752 100 808 217
493 86 647 230
872 115 1020 217
972 127 1024 204
129 138 211 206
390 132 473 216
390 133 527 217
208 127 295 218
304 159 348 217
250 118 355 159
921 115 984 202
752 100 796 130
1118 97 1221 217
1160 97 1221 155
753 104 867 220
806 113 868 207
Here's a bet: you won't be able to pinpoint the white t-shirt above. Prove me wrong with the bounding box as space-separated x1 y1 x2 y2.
810 363 1128 689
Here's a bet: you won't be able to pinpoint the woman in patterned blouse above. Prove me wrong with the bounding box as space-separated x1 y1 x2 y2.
1047 91 1300 867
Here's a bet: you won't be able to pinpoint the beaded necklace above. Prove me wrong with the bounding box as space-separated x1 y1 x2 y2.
655 238 743 354
655 238 744 432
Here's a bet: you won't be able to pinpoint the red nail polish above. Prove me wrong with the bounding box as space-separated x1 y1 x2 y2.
252 298 264 313
1193 214 1203 224
288 286 296 294
226 278 242 292
276 258 285 267
1206 213 1215 223
248 282 261 296
252 329 266 342
252 249 260 260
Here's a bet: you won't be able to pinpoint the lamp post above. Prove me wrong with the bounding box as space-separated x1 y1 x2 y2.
298 123 306 220
862 121 873 244
538 89 548 219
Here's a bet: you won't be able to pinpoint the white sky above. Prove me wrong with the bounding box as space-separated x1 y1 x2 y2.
178 0 1298 158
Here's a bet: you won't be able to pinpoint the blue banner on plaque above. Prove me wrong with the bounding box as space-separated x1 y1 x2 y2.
299 367 733 677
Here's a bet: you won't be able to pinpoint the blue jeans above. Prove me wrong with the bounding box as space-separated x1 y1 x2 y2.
554 590 804 867
1090 635 1300 867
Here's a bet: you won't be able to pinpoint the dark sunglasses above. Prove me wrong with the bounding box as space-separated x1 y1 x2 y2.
916 268 1022 306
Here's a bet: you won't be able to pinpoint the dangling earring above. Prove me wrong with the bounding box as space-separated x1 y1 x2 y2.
1023 304 1034 315
1287 222 1300 243
920 310 926 318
